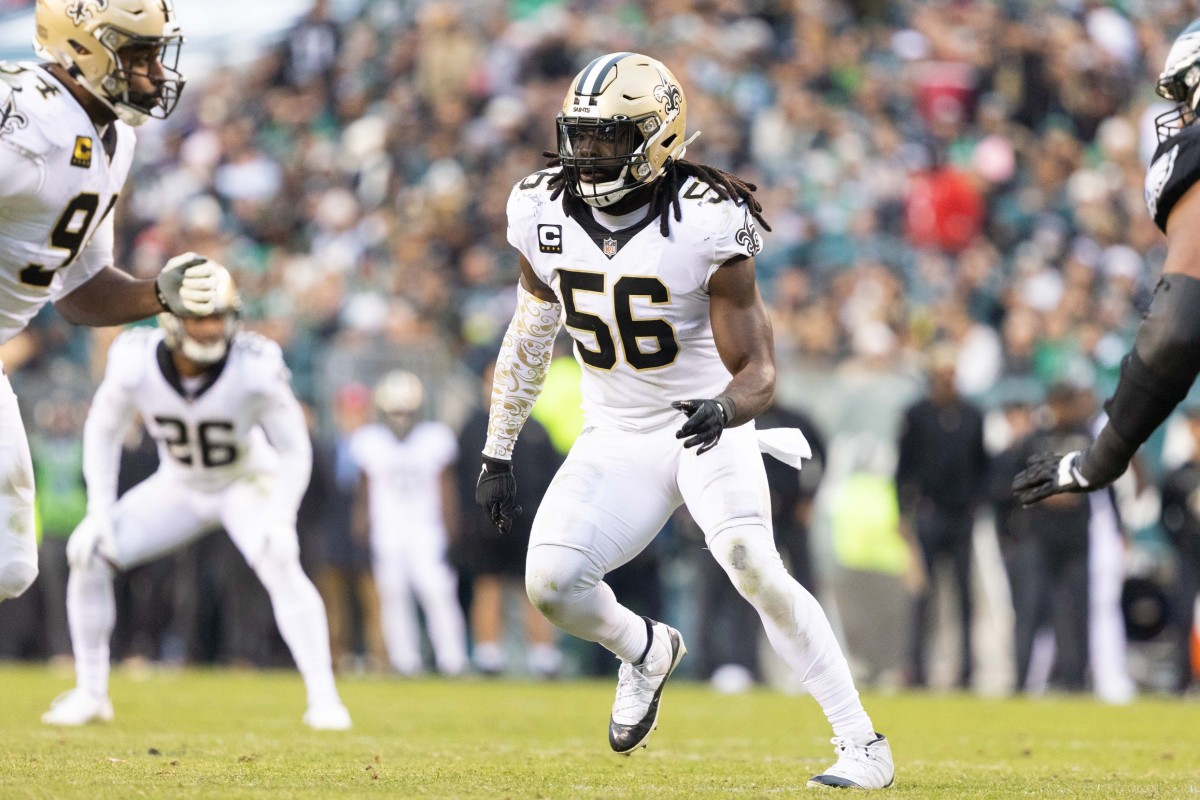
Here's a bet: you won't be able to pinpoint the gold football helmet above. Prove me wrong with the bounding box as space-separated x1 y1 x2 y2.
557 52 694 208
374 370 423 438
374 370 424 416
159 266 241 366
34 0 185 125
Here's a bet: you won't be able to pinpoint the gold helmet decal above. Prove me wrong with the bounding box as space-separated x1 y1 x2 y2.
557 53 696 208
65 0 112 26
654 78 682 117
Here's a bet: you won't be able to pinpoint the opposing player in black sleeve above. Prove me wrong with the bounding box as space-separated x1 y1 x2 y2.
1014 19 1200 505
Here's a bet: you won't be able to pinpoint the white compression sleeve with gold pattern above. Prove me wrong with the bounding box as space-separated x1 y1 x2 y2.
483 284 563 460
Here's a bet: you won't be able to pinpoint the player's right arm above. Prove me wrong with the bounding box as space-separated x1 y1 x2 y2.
476 255 562 533
490 255 561 452
1015 143 1200 505
476 181 565 534
56 250 223 326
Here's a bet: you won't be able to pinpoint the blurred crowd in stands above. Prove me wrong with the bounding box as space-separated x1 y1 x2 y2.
2 0 1200 698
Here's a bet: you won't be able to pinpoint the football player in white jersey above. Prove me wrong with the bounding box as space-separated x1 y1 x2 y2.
0 0 221 603
349 370 468 676
1015 18 1200 505
475 53 894 789
42 268 352 731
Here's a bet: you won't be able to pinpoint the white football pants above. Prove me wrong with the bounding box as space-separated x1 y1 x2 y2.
0 370 37 600
67 469 341 709
370 535 467 676
526 422 875 738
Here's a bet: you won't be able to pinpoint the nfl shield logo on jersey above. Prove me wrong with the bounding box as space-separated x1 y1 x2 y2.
602 237 618 258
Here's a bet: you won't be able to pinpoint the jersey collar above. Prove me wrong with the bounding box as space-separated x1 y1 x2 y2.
563 193 657 260
156 340 228 400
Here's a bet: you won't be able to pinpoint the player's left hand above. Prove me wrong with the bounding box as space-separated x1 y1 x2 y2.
155 252 222 316
1012 450 1091 506
672 396 733 455
66 513 115 570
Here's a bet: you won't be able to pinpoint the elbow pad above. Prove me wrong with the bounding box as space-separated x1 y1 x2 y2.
1086 273 1200 481
482 285 562 460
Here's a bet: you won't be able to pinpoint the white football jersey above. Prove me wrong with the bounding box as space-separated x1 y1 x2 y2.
83 327 312 513
0 62 135 344
507 170 764 432
349 421 458 549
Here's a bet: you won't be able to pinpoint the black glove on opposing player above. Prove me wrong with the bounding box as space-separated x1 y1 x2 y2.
672 396 735 455
1012 450 1091 506
476 455 522 534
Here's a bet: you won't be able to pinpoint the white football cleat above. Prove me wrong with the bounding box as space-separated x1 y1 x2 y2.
608 617 686 755
303 701 352 731
41 689 114 726
808 732 894 789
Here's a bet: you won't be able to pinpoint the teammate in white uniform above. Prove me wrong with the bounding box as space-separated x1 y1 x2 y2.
349 370 468 676
42 270 351 730
0 0 221 603
475 53 894 788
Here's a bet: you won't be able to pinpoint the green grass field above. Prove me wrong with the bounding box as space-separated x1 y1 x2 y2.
1 664 1196 799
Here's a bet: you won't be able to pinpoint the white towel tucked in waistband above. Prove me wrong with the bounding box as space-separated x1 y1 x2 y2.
755 427 811 469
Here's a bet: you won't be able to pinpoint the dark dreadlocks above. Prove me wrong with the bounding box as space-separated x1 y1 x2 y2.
541 152 771 238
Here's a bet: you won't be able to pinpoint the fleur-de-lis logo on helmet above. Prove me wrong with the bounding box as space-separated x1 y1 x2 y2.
66 0 109 26
653 79 682 116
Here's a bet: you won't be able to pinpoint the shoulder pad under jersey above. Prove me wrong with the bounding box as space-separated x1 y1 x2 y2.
0 63 83 160
228 331 290 386
105 326 162 390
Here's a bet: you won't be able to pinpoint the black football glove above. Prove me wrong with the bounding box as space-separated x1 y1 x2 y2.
476 455 522 534
672 396 734 455
1012 450 1092 506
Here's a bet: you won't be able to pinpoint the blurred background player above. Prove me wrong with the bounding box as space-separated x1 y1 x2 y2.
311 382 386 674
350 369 468 676
0 0 218 603
42 268 350 730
